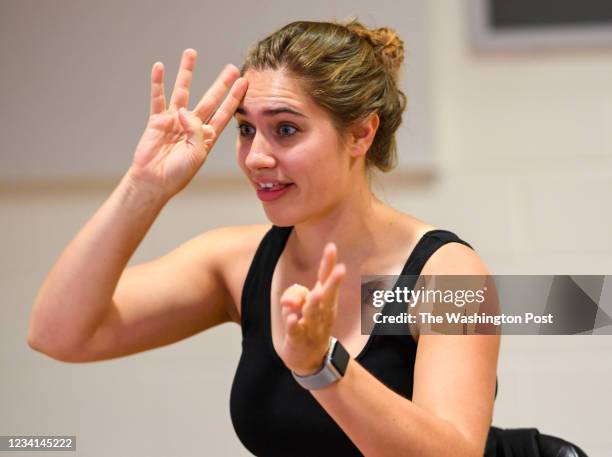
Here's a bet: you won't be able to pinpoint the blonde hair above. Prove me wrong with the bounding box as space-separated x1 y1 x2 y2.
240 19 407 172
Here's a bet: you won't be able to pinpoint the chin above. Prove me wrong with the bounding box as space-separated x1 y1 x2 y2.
262 205 306 228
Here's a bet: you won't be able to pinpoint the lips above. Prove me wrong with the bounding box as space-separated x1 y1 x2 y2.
257 182 291 191
252 177 293 189
255 182 294 202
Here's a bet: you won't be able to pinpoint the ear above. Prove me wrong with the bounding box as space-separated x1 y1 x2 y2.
346 113 380 159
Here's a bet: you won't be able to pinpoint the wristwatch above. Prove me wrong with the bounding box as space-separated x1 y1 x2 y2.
291 337 350 390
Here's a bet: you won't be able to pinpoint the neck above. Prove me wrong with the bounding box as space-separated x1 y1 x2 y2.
286 182 398 273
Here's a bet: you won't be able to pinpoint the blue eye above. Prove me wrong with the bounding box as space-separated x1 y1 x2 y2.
278 124 297 137
236 122 298 139
237 123 255 137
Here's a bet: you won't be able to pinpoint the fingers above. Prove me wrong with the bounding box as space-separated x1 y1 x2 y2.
301 243 343 324
169 49 198 111
286 313 305 337
301 285 324 323
149 51 247 154
150 61 166 116
206 77 248 133
281 243 345 343
193 64 241 123
317 243 337 284
302 263 346 328
281 284 309 339
323 263 346 307
177 108 202 142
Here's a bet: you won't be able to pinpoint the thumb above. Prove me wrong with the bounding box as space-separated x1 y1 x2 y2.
178 108 216 153
280 283 310 310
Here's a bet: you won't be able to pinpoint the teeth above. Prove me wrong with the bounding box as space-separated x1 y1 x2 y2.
258 182 287 190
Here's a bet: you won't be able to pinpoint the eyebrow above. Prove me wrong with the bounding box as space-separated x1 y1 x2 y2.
234 106 306 117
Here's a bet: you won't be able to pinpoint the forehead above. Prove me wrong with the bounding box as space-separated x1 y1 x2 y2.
237 68 317 117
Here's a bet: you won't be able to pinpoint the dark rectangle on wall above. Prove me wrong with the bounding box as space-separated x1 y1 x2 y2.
489 0 612 29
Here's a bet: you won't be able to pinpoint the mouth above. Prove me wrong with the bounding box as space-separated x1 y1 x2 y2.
256 181 293 191
254 181 295 201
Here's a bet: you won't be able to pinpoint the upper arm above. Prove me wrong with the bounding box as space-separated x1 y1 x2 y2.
65 225 265 363
411 242 500 455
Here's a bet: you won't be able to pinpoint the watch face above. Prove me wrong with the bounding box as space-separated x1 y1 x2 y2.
330 340 350 376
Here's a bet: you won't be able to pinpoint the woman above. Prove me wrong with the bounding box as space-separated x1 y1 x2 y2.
28 20 500 456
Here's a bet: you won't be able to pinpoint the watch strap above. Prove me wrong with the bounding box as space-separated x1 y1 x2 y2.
291 337 350 390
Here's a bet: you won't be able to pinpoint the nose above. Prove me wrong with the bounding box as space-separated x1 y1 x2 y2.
244 133 276 171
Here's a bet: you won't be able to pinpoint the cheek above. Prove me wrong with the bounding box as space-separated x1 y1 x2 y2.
289 134 345 189
296 159 336 197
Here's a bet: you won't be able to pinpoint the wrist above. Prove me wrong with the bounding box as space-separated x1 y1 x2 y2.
124 168 172 206
291 338 332 376
291 337 351 390
292 360 326 377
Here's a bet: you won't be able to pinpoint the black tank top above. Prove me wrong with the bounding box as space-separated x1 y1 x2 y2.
230 225 497 456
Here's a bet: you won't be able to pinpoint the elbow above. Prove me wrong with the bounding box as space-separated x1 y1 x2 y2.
454 429 488 457
27 334 63 361
27 307 91 363
27 324 49 355
27 329 85 364
28 343 85 364
434 418 486 457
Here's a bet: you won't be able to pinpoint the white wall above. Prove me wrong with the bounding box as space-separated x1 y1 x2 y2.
2 1 611 456
426 1 612 455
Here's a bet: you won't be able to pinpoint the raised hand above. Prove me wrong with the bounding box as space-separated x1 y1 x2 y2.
278 243 347 376
128 49 248 198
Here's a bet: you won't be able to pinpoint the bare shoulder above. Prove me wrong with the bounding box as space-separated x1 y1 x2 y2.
420 235 490 276
384 211 489 278
206 224 273 324
407 228 492 344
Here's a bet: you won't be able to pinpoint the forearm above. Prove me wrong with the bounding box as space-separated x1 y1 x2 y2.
309 359 482 457
28 169 169 354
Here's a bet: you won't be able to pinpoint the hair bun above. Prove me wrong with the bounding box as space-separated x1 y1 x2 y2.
344 20 404 79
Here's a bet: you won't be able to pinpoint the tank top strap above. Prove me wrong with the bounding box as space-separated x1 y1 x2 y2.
240 225 292 333
401 229 474 276
378 229 474 326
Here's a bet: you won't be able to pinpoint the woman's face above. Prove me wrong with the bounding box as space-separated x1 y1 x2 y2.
235 68 353 227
